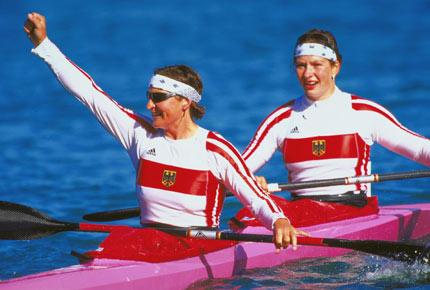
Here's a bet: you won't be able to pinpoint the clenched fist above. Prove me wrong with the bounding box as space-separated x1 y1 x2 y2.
24 12 47 47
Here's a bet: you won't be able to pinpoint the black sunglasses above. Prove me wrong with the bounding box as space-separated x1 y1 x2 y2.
147 92 176 103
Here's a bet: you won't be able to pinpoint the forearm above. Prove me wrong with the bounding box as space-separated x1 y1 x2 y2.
32 38 102 108
237 188 287 229
208 133 286 229
374 115 430 166
31 38 138 150
242 132 279 173
378 130 430 166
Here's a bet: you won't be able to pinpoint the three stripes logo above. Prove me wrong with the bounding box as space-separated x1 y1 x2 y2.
290 126 299 133
146 148 156 156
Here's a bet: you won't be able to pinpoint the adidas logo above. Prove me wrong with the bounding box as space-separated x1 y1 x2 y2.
146 148 156 156
290 126 299 133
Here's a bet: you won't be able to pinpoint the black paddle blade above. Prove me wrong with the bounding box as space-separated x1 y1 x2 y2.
0 201 79 240
324 238 430 264
83 207 140 222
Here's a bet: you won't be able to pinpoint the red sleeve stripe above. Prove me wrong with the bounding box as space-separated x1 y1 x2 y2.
243 101 294 160
66 58 155 133
209 132 253 176
351 96 424 139
208 131 264 190
207 141 279 213
207 132 281 213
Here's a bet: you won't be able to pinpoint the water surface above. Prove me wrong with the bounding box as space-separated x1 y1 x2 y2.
0 0 429 288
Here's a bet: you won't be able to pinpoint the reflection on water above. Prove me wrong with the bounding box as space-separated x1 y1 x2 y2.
189 236 430 289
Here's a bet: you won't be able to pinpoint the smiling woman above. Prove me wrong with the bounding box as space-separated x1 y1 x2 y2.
233 28 430 229
294 30 342 101
145 65 205 139
23 12 306 256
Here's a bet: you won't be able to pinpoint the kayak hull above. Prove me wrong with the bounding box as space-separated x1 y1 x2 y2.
2 203 430 290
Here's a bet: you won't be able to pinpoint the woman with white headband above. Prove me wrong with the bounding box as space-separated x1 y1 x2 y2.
24 12 306 260
232 28 430 230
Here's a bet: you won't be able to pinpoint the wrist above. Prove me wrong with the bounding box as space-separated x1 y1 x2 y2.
32 35 47 48
273 217 291 229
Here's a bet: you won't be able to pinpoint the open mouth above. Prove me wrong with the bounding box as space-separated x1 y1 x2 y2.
304 81 317 90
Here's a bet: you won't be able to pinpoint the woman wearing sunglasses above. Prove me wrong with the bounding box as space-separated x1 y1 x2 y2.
24 12 306 259
232 28 430 230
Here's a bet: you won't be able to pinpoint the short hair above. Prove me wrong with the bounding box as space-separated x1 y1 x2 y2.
154 65 205 120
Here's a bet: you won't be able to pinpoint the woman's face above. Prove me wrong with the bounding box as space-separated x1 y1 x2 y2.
146 88 189 131
295 54 340 101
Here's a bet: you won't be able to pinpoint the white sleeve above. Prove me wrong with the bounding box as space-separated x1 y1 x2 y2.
242 106 292 172
31 38 152 152
368 106 430 166
207 132 287 230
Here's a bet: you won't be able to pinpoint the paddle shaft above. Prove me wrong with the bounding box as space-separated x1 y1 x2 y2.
82 207 141 222
270 169 430 192
156 228 430 263
5 215 427 263
83 169 430 221
1 199 428 264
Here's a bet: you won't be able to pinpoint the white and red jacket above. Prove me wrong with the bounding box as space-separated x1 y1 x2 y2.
243 87 430 196
32 38 285 229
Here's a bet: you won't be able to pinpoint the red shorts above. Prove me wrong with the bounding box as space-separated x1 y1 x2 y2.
230 194 379 229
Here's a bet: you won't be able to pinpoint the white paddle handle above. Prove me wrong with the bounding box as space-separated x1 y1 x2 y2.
267 183 281 192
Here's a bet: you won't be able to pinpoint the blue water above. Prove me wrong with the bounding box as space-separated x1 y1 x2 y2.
1 0 429 288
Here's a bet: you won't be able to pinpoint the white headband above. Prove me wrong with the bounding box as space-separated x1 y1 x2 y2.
295 43 337 61
148 74 201 103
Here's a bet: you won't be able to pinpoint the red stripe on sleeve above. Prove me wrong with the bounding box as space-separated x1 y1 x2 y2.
351 96 423 139
66 58 155 133
208 132 254 177
243 101 294 160
206 133 280 213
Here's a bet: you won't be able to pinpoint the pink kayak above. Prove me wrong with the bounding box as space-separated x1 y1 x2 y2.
1 203 430 290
